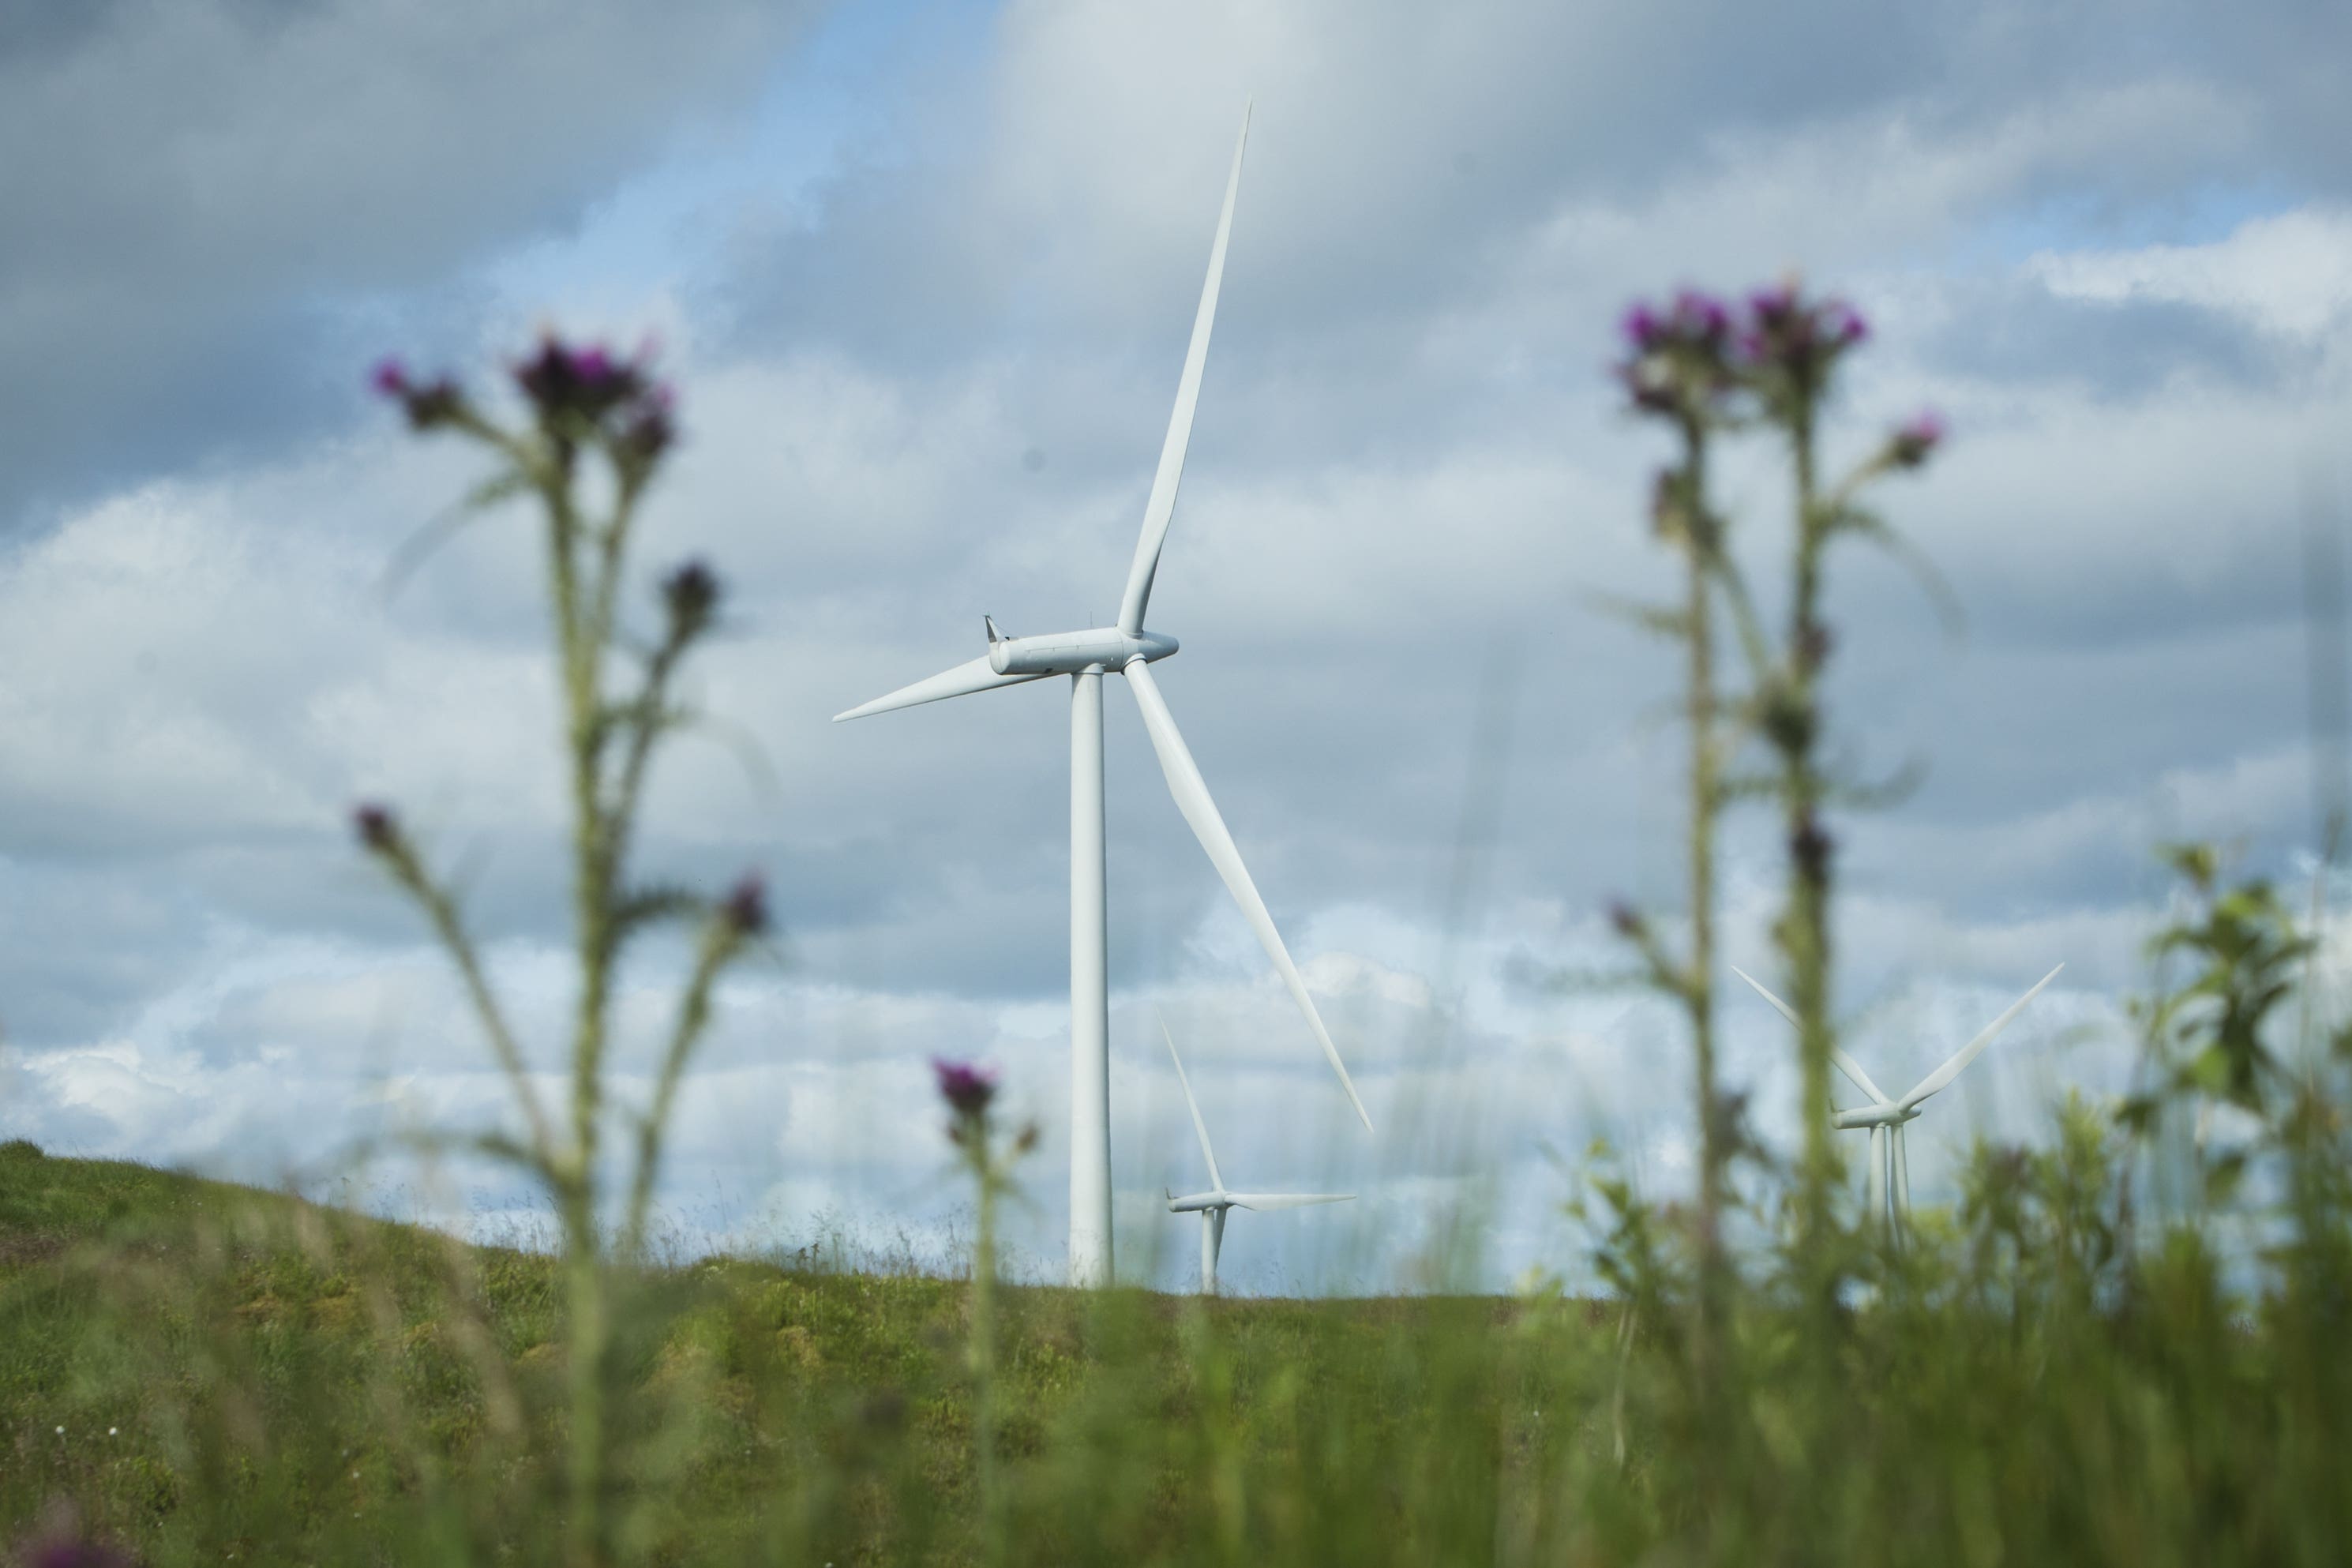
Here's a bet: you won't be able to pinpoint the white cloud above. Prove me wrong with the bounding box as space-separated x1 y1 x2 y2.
2029 206 2352 338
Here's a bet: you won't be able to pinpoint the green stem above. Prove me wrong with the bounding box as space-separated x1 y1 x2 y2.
972 1149 1003 1564
1680 427 1727 1358
1780 400 1837 1239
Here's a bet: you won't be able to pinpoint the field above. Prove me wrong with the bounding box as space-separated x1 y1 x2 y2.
6 1127 2351 1566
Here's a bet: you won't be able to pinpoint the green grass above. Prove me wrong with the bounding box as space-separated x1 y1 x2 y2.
0 1141 1612 1565
7 1127 2352 1566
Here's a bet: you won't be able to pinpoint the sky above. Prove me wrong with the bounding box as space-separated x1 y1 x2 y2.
4 0 2351 1294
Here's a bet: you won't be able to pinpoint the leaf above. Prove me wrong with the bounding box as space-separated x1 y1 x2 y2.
1585 591 1692 641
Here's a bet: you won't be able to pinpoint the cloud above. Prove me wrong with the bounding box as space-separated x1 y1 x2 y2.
2028 207 2352 338
0 0 818 527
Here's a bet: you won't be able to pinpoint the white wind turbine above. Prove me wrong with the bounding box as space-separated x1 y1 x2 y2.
835 107 1372 1288
1161 1013 1353 1295
1733 964 2063 1232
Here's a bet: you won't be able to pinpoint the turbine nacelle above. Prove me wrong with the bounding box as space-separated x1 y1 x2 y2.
1168 1189 1228 1214
985 624 1179 677
1832 1103 1920 1130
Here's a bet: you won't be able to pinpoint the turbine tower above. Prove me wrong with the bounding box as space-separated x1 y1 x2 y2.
835 107 1372 1288
1161 1013 1353 1294
1733 964 2063 1232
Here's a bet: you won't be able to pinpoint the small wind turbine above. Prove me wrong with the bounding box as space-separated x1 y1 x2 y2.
1733 964 2064 1232
836 106 1373 1288
1161 1013 1353 1295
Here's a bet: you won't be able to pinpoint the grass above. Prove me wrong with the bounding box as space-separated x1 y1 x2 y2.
0 1138 1615 1565
7 1123 2352 1566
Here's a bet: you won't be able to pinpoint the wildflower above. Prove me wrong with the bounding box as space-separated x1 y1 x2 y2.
1739 282 1868 399
619 383 677 466
369 357 463 430
1791 816 1835 880
662 559 718 639
1795 622 1835 671
352 803 399 853
933 1059 998 1120
514 335 644 422
721 872 768 937
1616 288 1741 423
1889 408 1945 469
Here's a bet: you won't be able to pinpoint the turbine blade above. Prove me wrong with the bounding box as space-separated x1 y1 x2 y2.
1897 964 2065 1112
1731 966 1889 1105
1225 1193 1356 1211
1125 660 1374 1131
1159 1008 1225 1193
832 655 1048 722
1116 103 1251 636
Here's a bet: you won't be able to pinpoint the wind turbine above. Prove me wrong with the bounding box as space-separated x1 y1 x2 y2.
1161 1013 1353 1295
835 106 1372 1288
1732 964 2063 1232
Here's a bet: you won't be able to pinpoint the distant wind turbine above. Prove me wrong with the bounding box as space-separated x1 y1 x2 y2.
1733 964 2064 1232
1161 1013 1353 1295
835 106 1372 1288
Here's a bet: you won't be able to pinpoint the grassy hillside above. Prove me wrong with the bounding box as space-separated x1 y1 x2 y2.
9 1123 2352 1566
0 1141 1605 1565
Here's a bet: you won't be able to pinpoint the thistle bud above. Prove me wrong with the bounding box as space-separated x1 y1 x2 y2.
1889 409 1945 469
352 802 400 853
721 872 768 936
662 559 719 639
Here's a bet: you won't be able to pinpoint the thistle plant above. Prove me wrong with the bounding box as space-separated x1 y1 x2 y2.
1607 289 1747 1370
1739 284 1945 1243
934 1058 1034 1565
1609 281 1945 1275
359 339 766 1568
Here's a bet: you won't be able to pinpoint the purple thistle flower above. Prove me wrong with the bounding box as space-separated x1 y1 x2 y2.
1615 289 1743 422
1822 299 1870 347
1889 407 1946 468
1671 288 1730 344
721 872 768 936
370 357 410 398
1747 282 1799 325
1620 302 1662 351
932 1058 998 1120
514 333 662 430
